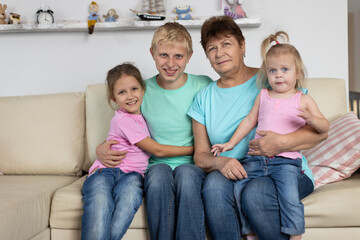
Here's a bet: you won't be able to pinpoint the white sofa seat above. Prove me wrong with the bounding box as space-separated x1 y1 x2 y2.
0 176 78 240
303 173 360 228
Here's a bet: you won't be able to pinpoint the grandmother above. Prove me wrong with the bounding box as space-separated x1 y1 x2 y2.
187 16 326 240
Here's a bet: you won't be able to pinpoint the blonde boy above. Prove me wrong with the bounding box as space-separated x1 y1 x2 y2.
97 22 212 239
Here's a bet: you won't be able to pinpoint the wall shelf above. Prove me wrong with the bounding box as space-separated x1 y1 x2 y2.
0 16 261 33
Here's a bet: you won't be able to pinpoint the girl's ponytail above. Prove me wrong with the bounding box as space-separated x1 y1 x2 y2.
260 31 289 60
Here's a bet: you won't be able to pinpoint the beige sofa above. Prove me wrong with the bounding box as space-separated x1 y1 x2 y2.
0 78 359 240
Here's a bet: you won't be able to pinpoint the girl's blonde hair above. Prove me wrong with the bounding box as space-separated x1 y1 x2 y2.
257 31 307 90
106 63 145 110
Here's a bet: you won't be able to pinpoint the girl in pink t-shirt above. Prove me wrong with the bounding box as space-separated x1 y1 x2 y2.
82 63 193 239
212 32 329 240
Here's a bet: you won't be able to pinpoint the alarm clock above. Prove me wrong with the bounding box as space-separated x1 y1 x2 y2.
36 5 54 24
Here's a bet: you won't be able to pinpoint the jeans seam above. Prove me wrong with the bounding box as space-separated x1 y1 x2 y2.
168 177 175 238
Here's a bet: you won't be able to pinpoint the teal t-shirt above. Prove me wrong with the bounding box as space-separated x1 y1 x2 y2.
141 73 212 169
187 74 314 186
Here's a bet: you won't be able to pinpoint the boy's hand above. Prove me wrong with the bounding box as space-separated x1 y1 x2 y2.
211 142 234 156
96 140 127 168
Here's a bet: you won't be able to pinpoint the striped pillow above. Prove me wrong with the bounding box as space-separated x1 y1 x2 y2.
302 112 360 189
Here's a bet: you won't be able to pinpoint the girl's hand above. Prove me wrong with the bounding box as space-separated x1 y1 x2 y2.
211 142 234 156
297 107 314 125
96 140 127 168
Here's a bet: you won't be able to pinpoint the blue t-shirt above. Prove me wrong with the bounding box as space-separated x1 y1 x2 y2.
188 75 259 160
187 74 314 185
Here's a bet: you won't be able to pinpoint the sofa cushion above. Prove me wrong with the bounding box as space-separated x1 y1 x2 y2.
0 92 85 175
84 84 115 171
303 112 360 188
50 175 148 230
0 175 78 240
303 173 360 227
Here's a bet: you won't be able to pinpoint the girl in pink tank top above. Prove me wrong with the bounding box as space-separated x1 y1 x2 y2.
212 32 329 240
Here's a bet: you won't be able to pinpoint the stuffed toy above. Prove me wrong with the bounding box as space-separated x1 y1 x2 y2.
173 4 193 20
8 12 21 24
103 8 118 22
0 3 7 24
88 1 101 34
224 0 247 19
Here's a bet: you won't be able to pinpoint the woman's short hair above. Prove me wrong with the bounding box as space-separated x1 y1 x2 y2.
201 16 245 53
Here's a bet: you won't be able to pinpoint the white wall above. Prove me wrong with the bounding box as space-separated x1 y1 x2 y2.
348 0 360 92
0 0 348 96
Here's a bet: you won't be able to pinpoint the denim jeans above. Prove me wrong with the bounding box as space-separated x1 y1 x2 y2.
144 163 206 240
202 163 314 240
81 168 143 240
234 156 304 236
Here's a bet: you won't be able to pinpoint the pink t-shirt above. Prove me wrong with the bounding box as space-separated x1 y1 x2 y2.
88 109 151 176
255 89 306 159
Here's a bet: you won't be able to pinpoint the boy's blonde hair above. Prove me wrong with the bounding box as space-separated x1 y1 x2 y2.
150 22 193 56
106 63 145 110
257 31 307 90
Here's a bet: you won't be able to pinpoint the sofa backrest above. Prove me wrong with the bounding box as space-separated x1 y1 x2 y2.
305 78 347 122
83 78 348 171
84 84 115 171
0 92 85 176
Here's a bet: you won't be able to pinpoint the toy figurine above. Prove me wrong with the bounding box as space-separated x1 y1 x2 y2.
88 1 101 34
103 8 118 22
173 4 192 20
8 12 20 24
0 3 7 24
224 0 247 19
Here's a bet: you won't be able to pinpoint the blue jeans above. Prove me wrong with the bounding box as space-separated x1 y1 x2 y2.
202 164 314 240
234 156 304 236
81 168 143 240
144 163 206 240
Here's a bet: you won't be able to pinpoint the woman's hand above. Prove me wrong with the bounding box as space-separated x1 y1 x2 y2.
96 140 127 168
249 124 327 156
218 157 248 180
193 119 247 180
248 131 285 157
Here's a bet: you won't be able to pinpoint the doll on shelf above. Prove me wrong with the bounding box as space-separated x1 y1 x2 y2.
173 4 193 20
103 8 118 22
224 0 247 19
88 1 101 34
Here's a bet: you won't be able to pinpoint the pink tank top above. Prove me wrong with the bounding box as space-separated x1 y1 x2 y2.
255 89 306 159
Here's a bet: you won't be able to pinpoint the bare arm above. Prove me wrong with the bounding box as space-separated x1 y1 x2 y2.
96 140 127 168
298 95 330 133
192 119 247 180
135 137 193 158
248 124 328 157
